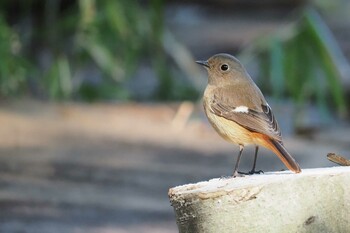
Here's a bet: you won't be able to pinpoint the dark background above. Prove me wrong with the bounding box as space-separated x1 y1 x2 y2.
0 0 350 232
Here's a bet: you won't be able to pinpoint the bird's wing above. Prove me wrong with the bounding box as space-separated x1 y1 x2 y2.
208 89 282 142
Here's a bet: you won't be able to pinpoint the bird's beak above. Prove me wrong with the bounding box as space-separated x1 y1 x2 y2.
195 60 209 68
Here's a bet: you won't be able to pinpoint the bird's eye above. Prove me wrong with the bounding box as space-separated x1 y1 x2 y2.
220 64 229 71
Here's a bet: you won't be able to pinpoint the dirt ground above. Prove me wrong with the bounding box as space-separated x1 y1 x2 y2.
0 100 349 233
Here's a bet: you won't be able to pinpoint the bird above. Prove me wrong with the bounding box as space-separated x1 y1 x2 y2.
196 53 301 177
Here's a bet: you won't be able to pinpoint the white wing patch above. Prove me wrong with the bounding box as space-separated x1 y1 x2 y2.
233 106 249 113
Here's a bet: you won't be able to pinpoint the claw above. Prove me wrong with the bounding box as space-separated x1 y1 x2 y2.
249 169 264 175
238 170 264 175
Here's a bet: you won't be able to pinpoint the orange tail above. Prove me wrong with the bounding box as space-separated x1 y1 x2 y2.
266 139 301 173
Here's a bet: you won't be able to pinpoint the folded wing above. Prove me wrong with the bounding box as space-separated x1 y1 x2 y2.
209 92 282 143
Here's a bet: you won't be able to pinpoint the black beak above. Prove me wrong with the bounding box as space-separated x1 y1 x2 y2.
195 60 209 68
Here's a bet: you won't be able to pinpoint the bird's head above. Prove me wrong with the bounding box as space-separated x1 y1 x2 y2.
196 53 248 86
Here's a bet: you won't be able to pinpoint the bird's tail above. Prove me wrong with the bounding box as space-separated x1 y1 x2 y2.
267 139 301 173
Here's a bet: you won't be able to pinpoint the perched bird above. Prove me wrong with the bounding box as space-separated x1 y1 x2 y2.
196 53 301 177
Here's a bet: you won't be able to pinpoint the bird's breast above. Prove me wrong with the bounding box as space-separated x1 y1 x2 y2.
203 97 255 146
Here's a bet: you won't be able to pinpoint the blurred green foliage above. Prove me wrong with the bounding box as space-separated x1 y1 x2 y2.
0 0 198 101
0 15 29 96
255 8 347 117
0 1 347 112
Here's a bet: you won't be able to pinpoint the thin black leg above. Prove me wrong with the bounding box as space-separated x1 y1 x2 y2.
249 145 263 174
233 145 244 177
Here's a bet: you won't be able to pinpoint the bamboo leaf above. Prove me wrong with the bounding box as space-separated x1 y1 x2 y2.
269 38 285 99
303 8 347 114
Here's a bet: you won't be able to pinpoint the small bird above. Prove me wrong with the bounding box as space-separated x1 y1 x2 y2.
196 53 301 177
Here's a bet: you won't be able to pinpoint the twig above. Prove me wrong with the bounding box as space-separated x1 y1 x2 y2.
327 153 350 166
171 101 194 131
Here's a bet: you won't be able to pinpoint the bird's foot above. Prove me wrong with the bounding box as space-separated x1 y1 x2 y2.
249 169 264 175
238 170 264 175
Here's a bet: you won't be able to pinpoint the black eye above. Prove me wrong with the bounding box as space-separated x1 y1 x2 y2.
220 64 229 71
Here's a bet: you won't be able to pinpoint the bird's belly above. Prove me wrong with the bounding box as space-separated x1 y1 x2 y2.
205 110 254 146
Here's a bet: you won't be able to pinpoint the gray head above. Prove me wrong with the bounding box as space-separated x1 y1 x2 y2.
196 53 251 86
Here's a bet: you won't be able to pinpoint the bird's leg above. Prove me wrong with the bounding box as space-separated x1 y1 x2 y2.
233 145 244 177
248 146 263 174
238 146 264 175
